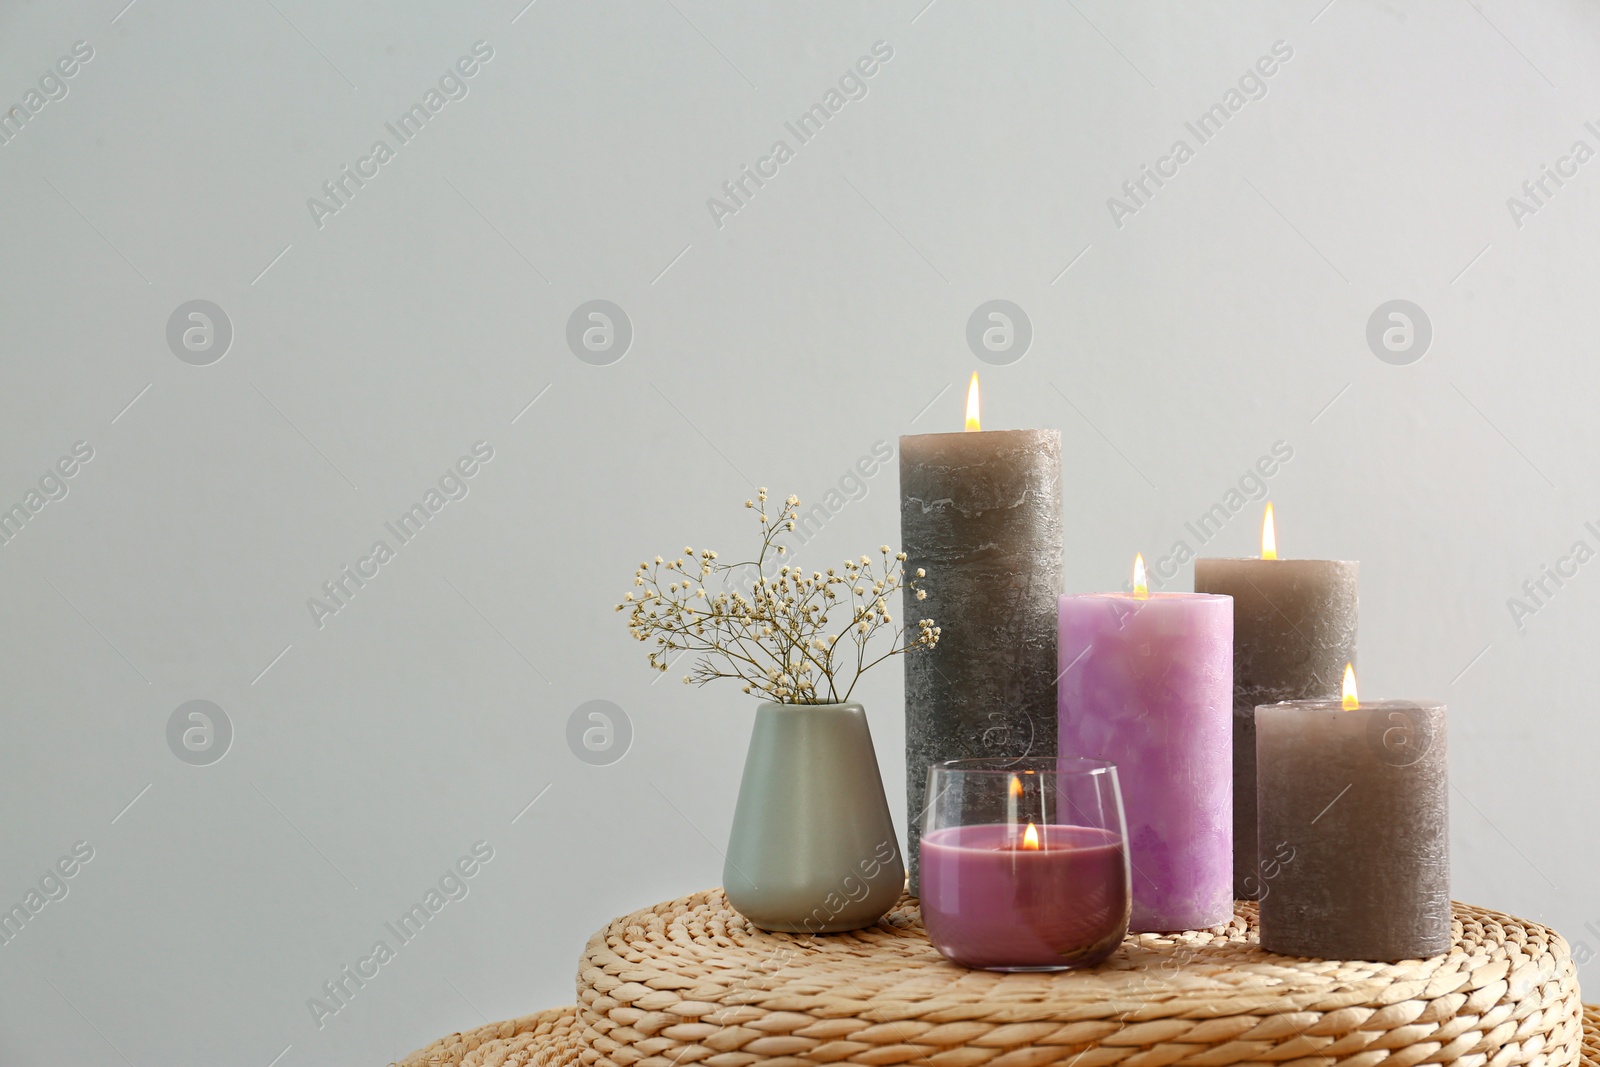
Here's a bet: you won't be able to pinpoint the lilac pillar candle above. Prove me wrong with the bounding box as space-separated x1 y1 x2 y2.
1058 578 1232 931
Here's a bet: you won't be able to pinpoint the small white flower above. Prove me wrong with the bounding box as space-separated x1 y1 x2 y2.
624 494 936 706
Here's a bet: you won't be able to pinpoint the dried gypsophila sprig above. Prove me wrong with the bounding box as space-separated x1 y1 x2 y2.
616 487 940 704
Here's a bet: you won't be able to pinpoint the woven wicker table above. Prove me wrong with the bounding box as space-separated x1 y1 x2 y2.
397 890 1592 1067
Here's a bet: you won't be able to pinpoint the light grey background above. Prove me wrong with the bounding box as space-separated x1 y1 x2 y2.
1 1 1595 1064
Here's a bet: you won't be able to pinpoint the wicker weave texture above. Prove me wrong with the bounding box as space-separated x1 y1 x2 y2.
397 1004 1597 1067
574 890 1581 1067
395 1006 584 1067
394 891 1588 1067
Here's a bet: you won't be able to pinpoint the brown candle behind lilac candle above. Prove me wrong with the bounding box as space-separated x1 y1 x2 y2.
1256 683 1450 962
1195 505 1357 899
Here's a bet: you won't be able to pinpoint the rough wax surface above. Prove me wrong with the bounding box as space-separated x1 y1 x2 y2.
1194 558 1358 898
1257 699 1450 962
1059 592 1233 932
900 429 1062 894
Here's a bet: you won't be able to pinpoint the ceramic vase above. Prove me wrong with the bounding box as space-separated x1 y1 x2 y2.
723 701 904 932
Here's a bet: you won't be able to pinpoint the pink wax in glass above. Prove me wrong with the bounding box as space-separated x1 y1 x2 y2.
917 757 1131 971
921 823 1130 970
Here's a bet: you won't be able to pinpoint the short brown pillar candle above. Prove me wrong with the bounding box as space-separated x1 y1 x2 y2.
1256 678 1450 962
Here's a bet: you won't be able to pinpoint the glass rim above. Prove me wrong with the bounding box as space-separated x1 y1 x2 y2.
929 756 1117 776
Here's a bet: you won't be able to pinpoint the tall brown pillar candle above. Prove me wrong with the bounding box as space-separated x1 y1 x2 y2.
900 382 1061 895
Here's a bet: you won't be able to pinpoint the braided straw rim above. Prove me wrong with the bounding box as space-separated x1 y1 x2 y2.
398 1007 1598 1067
396 891 1588 1067
575 889 1581 1067
393 1006 583 1067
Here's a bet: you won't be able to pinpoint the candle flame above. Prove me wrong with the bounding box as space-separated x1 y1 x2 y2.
964 372 981 432
1262 502 1278 560
1133 553 1148 599
1022 822 1040 850
1342 663 1359 710
1009 774 1023 797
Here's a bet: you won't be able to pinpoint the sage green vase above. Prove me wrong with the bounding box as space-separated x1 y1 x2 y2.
723 701 905 932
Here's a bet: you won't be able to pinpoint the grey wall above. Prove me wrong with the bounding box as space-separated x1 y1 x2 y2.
2 1 1597 1064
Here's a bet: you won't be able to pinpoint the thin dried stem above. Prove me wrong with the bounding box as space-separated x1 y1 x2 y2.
617 489 940 704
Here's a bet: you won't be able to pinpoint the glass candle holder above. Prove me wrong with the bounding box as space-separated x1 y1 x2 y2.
919 757 1131 971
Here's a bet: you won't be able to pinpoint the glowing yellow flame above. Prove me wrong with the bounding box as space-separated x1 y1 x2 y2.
1022 822 1040 850
1342 663 1359 710
1133 554 1148 599
1262 502 1278 560
964 372 981 432
1009 774 1023 796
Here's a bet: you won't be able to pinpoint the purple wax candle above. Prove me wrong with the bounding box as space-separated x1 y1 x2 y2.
919 757 1130 971
921 824 1129 970
1058 564 1233 932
